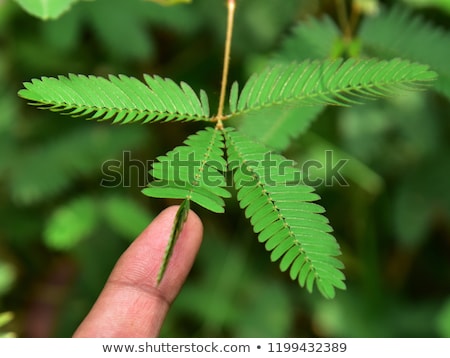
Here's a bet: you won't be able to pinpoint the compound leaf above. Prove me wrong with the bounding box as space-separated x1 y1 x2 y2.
18 74 211 124
274 15 341 62
229 58 437 119
359 5 450 99
143 127 231 213
237 105 324 152
225 128 345 299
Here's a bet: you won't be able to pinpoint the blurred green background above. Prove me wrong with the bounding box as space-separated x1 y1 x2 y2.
0 0 449 337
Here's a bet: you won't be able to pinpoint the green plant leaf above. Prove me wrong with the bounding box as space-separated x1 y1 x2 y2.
0 311 15 338
359 5 450 98
0 311 14 328
401 0 450 15
145 0 192 5
44 196 98 250
157 199 190 283
84 0 157 61
9 126 146 205
436 297 450 337
229 58 436 120
274 15 341 62
102 195 154 241
18 74 211 124
225 128 345 299
237 105 324 152
143 127 231 213
14 0 78 20
0 261 16 296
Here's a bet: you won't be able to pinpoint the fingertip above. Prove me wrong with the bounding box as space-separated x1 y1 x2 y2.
154 205 203 297
73 204 203 337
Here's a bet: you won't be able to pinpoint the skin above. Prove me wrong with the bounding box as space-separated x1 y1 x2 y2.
73 206 203 338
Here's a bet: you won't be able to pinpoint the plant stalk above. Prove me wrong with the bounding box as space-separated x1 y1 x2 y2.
335 0 352 40
216 0 236 129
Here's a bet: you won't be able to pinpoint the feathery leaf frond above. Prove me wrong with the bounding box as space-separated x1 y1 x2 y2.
143 128 231 213
18 74 211 123
9 126 146 205
224 129 345 299
359 5 450 99
274 15 341 62
228 58 437 120
237 105 324 152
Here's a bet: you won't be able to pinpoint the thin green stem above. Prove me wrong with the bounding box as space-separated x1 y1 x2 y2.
216 0 236 129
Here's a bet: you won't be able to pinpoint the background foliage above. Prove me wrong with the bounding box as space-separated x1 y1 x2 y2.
1 0 449 337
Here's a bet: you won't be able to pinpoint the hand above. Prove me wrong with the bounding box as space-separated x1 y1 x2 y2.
73 206 203 338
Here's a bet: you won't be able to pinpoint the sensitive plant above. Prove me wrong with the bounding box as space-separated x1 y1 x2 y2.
17 0 441 300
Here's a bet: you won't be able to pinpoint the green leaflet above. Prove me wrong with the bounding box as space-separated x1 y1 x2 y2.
44 196 98 251
143 127 231 213
144 127 230 283
157 199 190 284
14 0 78 20
237 105 324 152
274 15 341 62
18 74 210 124
0 311 15 338
359 5 450 99
146 0 192 5
9 126 146 205
228 58 437 119
224 128 345 299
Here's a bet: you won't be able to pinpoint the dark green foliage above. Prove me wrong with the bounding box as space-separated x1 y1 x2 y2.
44 194 153 250
8 126 147 205
274 15 341 62
359 5 450 98
237 105 324 152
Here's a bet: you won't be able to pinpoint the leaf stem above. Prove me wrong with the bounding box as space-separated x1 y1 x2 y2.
335 0 352 40
216 0 236 130
349 1 362 37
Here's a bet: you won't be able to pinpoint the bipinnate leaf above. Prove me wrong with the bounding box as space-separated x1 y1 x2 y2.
229 58 437 119
18 74 210 123
224 129 345 299
143 128 231 213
